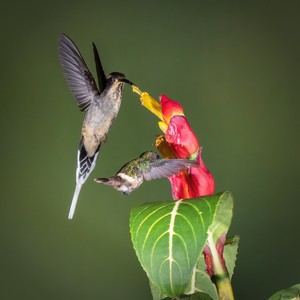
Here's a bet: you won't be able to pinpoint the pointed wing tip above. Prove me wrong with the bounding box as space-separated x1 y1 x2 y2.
92 41 106 93
188 160 200 167
58 33 71 47
58 34 97 112
58 32 66 39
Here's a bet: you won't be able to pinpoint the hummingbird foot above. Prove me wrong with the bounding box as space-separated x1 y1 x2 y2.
93 133 107 144
100 134 107 143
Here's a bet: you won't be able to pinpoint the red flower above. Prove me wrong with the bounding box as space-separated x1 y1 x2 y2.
167 172 190 200
167 147 215 200
160 94 184 123
166 115 199 159
188 147 215 198
132 88 215 200
158 94 215 200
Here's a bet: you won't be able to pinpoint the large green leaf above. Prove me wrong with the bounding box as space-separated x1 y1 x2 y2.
268 284 300 300
130 191 233 298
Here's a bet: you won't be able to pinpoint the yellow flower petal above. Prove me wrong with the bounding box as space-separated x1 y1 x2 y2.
132 85 143 96
155 135 176 159
158 121 168 133
132 86 163 120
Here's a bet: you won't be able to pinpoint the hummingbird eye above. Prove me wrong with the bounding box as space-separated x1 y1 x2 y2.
107 77 115 85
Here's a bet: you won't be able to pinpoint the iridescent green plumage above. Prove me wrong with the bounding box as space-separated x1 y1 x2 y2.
95 151 199 195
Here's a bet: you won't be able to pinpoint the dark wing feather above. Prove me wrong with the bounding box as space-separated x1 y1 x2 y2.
92 43 106 93
143 159 199 181
58 33 100 111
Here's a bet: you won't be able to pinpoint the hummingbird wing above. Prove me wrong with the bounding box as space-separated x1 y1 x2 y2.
142 159 199 181
58 33 99 112
92 43 106 93
68 138 101 219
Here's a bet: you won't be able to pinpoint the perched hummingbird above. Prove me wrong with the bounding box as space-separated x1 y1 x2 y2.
94 151 199 195
58 33 133 219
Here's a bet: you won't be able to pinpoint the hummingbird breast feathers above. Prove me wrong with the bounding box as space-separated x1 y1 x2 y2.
118 172 143 190
81 98 121 157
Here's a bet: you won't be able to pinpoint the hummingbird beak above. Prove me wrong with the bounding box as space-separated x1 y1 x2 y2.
119 78 134 86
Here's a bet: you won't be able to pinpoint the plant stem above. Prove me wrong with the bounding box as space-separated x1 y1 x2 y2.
206 231 235 300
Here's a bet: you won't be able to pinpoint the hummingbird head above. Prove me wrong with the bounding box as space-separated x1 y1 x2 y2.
139 151 160 161
107 72 134 88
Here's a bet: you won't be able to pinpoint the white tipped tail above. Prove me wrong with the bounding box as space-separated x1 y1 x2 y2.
68 182 83 219
68 139 101 220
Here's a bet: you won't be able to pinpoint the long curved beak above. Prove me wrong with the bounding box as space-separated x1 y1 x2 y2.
119 78 134 86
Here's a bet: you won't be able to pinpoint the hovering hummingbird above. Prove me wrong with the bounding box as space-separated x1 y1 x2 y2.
58 33 133 219
94 151 199 195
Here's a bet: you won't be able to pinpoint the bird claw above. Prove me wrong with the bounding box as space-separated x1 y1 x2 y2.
94 134 107 144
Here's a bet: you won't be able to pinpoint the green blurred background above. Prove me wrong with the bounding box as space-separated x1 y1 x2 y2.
1 1 299 299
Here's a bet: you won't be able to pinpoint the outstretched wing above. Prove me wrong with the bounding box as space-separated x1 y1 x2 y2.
142 159 199 181
58 33 100 112
92 42 106 93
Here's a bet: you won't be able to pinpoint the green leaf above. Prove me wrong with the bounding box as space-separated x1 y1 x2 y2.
130 191 233 298
184 193 235 300
184 252 219 300
206 190 234 245
162 292 213 299
268 283 300 300
183 236 238 300
224 236 239 280
149 279 167 300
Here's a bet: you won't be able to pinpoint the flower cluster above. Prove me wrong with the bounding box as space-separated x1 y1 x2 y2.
132 87 215 200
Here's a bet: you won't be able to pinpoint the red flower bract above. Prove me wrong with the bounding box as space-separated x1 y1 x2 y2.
168 148 215 200
160 94 184 123
168 172 190 200
166 115 199 159
159 94 215 200
188 148 215 198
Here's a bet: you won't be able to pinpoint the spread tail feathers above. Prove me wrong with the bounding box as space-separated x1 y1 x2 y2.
68 139 101 219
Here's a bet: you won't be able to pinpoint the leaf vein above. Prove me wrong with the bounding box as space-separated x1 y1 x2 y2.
177 213 198 250
141 212 171 261
173 232 190 268
181 202 205 230
150 230 169 278
135 203 171 240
